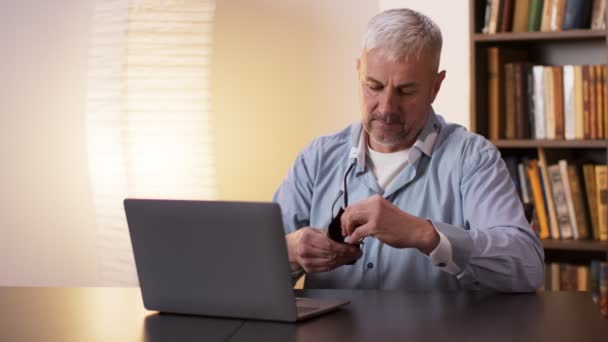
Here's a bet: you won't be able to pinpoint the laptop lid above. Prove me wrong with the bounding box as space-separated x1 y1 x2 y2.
124 199 334 322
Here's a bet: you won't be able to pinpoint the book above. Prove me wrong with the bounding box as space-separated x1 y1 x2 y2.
482 0 493 33
541 0 554 31
512 0 531 32
505 63 517 139
583 65 592 139
548 163 574 239
591 260 601 302
589 64 598 139
604 66 608 140
595 165 608 241
563 65 576 140
549 0 567 31
600 262 608 317
559 160 579 239
518 161 536 231
577 265 589 291
539 149 560 239
552 66 565 139
544 263 551 291
560 264 577 291
526 159 551 239
544 66 556 139
528 0 545 31
551 262 561 290
488 0 503 34
566 165 591 240
583 164 601 240
526 67 537 139
531 65 546 139
591 0 607 30
514 63 530 138
595 65 604 139
519 162 532 205
500 0 515 32
487 47 528 140
562 0 593 29
574 65 585 139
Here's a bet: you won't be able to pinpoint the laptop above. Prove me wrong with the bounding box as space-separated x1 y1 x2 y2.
124 198 349 322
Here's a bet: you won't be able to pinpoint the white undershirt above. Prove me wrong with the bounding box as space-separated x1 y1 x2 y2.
366 144 409 192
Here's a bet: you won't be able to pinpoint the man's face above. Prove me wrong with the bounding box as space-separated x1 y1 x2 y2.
357 48 445 152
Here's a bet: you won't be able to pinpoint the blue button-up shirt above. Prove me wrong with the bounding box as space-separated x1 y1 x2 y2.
273 111 544 292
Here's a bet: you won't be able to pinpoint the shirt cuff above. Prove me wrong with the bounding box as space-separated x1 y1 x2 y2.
428 227 462 275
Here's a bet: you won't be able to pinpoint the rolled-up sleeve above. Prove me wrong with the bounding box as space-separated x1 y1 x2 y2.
429 145 544 292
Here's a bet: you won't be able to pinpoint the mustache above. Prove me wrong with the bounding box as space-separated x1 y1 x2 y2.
367 112 404 125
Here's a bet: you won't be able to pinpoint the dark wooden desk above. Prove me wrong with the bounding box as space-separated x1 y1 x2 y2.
1 287 606 342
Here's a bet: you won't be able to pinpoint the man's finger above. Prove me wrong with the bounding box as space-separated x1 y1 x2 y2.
341 207 368 237
345 223 372 244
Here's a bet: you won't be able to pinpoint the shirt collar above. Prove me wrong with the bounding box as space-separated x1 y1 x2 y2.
349 109 441 169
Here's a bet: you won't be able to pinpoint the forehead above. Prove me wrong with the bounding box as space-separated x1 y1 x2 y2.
362 48 434 82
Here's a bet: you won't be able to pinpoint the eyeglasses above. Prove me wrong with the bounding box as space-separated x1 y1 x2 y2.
327 161 358 245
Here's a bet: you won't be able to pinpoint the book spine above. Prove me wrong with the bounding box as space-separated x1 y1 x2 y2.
544 66 556 139
526 159 551 239
553 66 565 139
539 149 560 238
583 65 592 139
505 63 517 139
574 65 585 139
563 65 576 140
583 164 600 240
595 165 608 241
488 47 501 140
559 160 579 239
532 65 546 139
595 65 604 139
567 165 591 240
528 0 545 31
512 0 531 32
501 0 515 32
514 63 528 138
541 0 554 31
589 64 598 139
548 164 574 239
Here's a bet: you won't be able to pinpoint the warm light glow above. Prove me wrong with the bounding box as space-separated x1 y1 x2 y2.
85 0 216 285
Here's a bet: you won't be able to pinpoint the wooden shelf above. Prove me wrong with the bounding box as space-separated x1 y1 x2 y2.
473 30 606 43
491 139 608 149
541 239 608 253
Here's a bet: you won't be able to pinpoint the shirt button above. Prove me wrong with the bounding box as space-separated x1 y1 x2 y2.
437 262 446 267
366 262 374 269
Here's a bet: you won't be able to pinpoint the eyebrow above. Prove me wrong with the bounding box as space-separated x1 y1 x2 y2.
365 76 418 89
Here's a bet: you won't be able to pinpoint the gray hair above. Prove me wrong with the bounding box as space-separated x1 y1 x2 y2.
363 8 442 70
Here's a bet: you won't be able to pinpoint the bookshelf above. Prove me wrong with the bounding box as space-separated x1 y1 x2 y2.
469 0 608 266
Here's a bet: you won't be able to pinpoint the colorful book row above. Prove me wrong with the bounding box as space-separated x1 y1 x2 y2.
488 48 607 140
504 155 608 241
482 0 606 34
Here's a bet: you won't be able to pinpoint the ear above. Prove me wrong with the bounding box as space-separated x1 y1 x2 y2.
429 70 446 104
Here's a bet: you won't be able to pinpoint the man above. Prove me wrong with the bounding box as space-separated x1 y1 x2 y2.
273 8 544 292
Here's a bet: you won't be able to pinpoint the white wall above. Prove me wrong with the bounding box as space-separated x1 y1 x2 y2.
0 0 98 285
380 0 470 128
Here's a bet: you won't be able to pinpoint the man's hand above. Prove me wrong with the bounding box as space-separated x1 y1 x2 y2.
285 227 362 273
340 195 439 254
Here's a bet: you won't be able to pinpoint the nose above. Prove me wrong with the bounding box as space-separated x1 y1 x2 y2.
377 89 398 116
